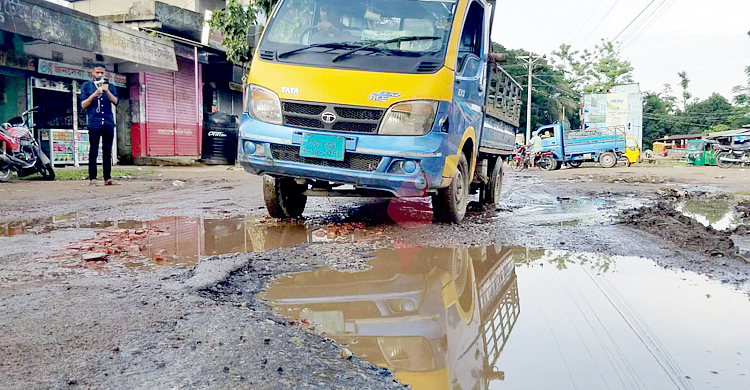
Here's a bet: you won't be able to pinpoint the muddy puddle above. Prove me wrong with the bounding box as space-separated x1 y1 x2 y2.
505 196 642 227
676 200 740 231
264 246 750 390
20 215 387 268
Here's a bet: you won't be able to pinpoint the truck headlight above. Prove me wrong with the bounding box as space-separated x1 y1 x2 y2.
379 101 438 136
247 84 282 125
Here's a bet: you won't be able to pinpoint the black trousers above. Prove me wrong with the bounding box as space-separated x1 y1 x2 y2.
88 125 114 181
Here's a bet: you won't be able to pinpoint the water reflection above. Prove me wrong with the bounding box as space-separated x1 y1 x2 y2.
35 216 378 267
265 247 750 390
264 246 519 390
676 200 739 231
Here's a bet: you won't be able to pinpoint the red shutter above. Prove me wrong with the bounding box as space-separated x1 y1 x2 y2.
143 57 200 156
174 57 199 155
145 72 176 156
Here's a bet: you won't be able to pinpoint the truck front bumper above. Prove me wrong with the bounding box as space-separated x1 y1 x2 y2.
238 116 449 197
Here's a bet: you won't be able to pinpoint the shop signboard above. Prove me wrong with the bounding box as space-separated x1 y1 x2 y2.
0 0 177 72
37 59 127 87
0 51 36 71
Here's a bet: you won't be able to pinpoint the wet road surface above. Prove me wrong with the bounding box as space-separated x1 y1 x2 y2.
2 170 750 389
264 246 750 390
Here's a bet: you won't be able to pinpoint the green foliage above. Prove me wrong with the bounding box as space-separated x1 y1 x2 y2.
494 43 580 132
207 0 259 66
642 91 677 148
550 40 634 94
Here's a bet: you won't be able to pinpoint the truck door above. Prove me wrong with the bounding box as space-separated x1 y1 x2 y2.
453 1 487 154
538 125 563 159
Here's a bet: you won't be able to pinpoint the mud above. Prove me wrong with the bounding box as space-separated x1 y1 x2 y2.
3 166 750 389
620 191 750 261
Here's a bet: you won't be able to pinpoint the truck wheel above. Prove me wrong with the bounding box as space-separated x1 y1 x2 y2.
263 175 307 218
480 156 503 208
433 152 470 223
567 161 582 168
599 152 617 168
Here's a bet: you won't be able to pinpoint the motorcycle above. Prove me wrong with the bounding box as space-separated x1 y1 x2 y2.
716 143 750 169
0 107 55 182
508 146 556 172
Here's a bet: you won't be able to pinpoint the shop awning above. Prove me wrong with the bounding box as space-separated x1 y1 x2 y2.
0 0 177 72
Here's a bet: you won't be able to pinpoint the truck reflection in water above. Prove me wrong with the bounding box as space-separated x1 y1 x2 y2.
264 245 520 390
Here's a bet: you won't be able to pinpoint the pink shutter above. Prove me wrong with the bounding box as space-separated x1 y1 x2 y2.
145 72 176 156
174 57 199 156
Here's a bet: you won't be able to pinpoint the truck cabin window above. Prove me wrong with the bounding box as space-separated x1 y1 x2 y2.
261 0 458 74
457 2 484 73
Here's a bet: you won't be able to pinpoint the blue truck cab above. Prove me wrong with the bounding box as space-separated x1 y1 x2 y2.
237 0 522 223
537 123 641 169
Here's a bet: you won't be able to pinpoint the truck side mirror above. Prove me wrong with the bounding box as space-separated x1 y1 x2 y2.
247 25 263 49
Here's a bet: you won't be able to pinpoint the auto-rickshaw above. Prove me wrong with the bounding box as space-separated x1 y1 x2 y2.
685 139 720 166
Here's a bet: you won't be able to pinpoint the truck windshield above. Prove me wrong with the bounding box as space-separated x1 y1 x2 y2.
261 0 457 73
687 142 702 151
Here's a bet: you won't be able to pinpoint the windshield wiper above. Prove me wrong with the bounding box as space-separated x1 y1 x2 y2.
278 42 364 59
331 36 442 63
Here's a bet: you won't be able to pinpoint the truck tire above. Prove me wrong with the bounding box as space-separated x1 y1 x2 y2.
480 156 503 208
263 175 307 218
567 161 582 168
599 152 617 168
433 152 469 223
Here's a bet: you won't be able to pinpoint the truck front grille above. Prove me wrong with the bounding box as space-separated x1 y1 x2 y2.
270 144 381 171
281 100 384 134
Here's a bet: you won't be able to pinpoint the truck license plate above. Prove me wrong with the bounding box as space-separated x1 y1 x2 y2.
300 133 345 161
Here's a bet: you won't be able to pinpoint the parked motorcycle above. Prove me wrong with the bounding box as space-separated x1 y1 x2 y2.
509 146 556 172
0 107 55 182
716 144 750 169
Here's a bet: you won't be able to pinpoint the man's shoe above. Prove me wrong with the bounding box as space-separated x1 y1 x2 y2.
89 180 98 186
104 179 116 186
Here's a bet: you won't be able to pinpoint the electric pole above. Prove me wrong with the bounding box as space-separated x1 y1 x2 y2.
518 54 545 142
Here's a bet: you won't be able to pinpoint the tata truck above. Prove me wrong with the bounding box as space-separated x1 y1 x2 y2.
238 0 522 223
264 245 520 390
536 124 641 168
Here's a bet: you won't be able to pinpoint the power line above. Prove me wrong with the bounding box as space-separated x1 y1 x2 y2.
529 0 561 49
621 0 676 52
542 0 586 53
564 0 606 47
578 0 620 49
611 0 657 43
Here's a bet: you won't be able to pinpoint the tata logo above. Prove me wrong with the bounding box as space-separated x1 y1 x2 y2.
281 87 300 95
321 111 337 124
369 91 401 102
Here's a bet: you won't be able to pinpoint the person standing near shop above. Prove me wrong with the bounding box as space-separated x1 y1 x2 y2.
81 64 118 186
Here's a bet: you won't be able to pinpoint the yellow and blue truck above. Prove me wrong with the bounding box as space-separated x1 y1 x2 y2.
238 0 522 223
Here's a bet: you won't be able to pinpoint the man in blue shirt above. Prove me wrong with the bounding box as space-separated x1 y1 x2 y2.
80 64 118 185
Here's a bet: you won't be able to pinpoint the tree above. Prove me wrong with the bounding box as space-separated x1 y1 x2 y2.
677 71 692 108
730 65 750 128
207 0 260 66
642 91 677 148
494 43 580 131
550 40 634 94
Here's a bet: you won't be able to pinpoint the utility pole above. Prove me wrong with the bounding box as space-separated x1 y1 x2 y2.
518 54 545 142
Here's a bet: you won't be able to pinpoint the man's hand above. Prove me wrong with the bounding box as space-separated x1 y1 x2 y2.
91 89 103 99
101 83 109 92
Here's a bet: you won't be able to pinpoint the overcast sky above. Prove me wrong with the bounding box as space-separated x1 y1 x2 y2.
493 0 750 102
